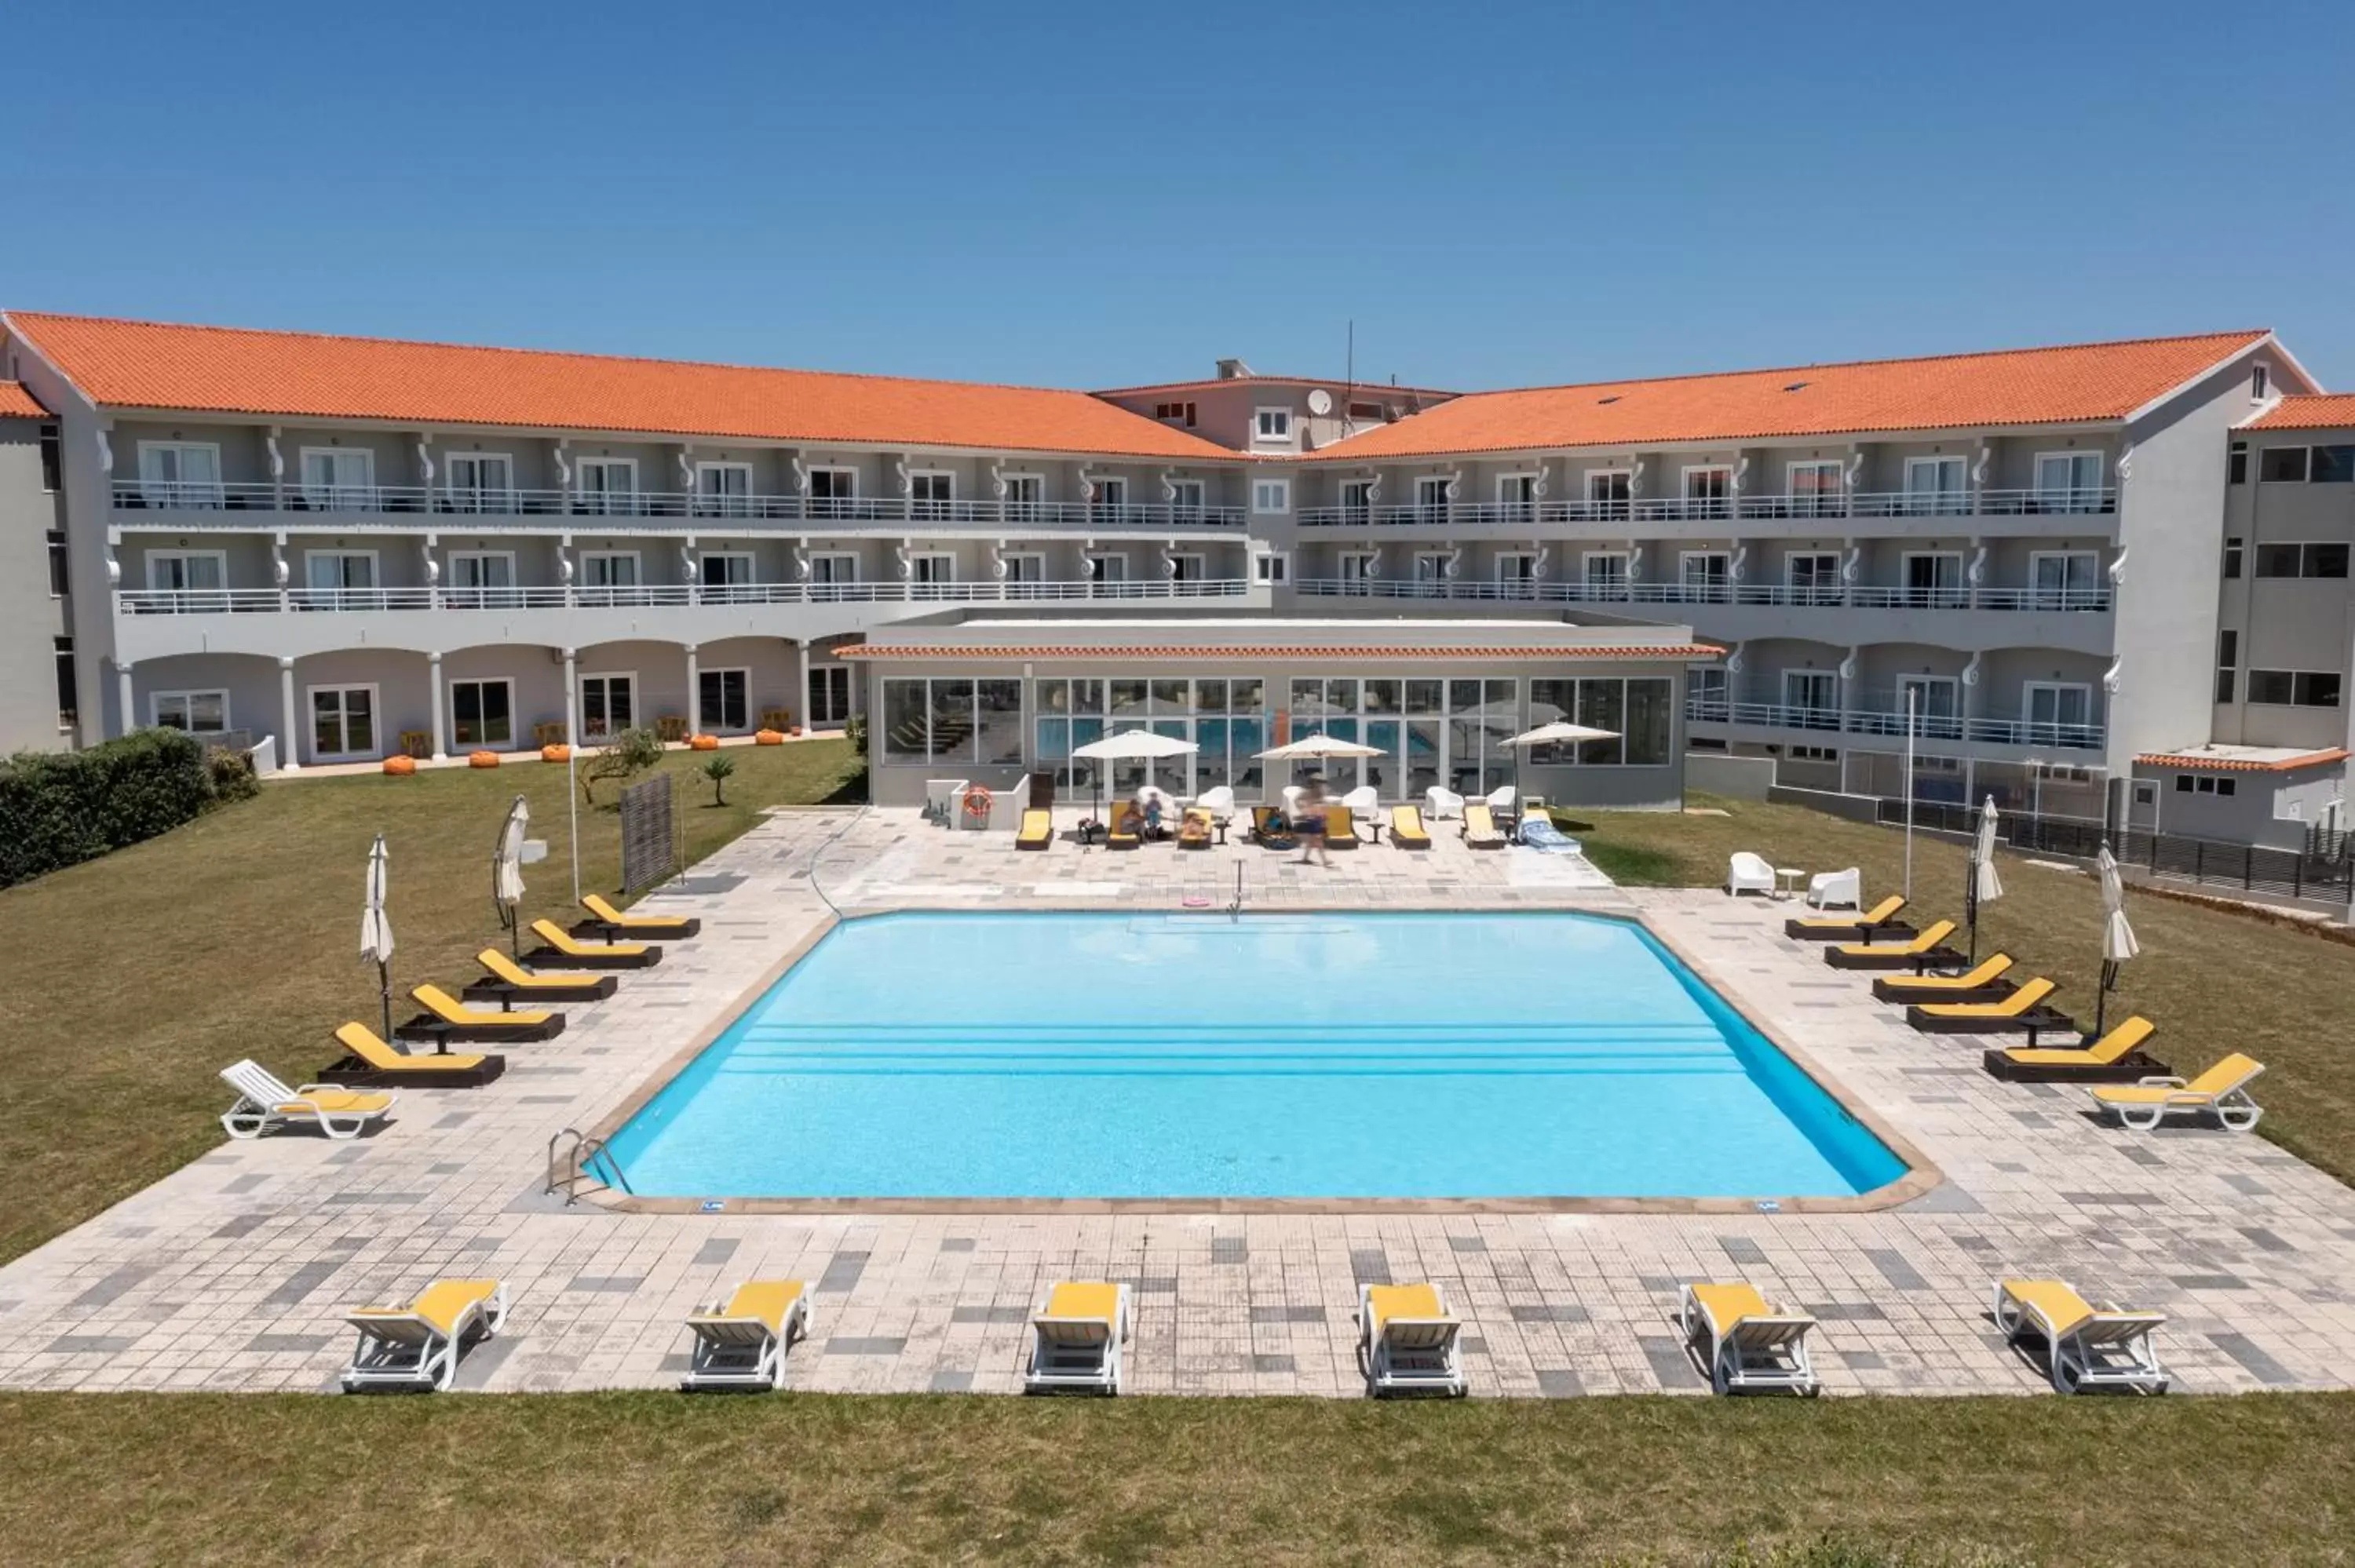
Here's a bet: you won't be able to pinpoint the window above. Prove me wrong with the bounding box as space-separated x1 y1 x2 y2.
2034 451 2104 512
1086 552 1129 585
1347 401 1384 421
137 442 222 508
1090 476 1130 523
1153 401 1197 427
2260 447 2309 483
2229 440 2248 485
699 552 755 593
144 550 228 607
152 689 230 734
1169 479 1207 521
1001 552 1046 594
2256 542 2350 578
808 552 860 599
1338 550 1378 588
910 472 954 523
1414 476 1451 523
1001 474 1044 523
2313 445 2355 483
1784 671 1839 725
1787 459 1843 516
55 636 75 728
47 529 68 596
1786 551 1842 605
1789 745 1838 764
39 424 60 491
1495 474 1539 520
806 665 852 726
1252 551 1289 585
579 673 636 739
2028 550 2101 609
1584 469 1631 520
697 669 750 733
444 454 515 513
299 447 377 511
1339 480 1374 523
1524 678 1672 764
580 550 643 605
695 461 754 518
911 552 956 599
1904 456 1969 514
1254 407 1291 443
2023 682 2094 740
2247 670 2342 708
1904 551 1967 608
575 457 639 514
1582 551 1630 593
2223 536 2243 578
302 550 378 608
1680 551 1730 601
2251 363 2270 402
450 678 514 749
2178 774 2237 797
808 467 858 519
1681 465 1731 520
308 685 378 760
2215 629 2237 704
879 677 1022 764
447 551 517 608
1690 667 1729 713
1251 478 1291 514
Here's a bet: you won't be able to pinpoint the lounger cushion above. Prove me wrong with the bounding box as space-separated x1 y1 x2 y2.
1044 1282 1122 1323
1689 1282 1772 1329
1365 1283 1447 1336
352 1278 499 1338
584 895 692 930
1794 895 1904 930
336 1022 492 1074
277 1088 393 1116
418 986 553 1027
714 1280 804 1335
1999 1278 2094 1336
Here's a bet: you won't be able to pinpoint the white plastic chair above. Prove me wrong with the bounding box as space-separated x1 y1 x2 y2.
1341 785 1379 836
1281 784 1305 819
1484 784 1516 811
1806 867 1861 910
1424 785 1465 820
1726 851 1776 897
1196 785 1236 824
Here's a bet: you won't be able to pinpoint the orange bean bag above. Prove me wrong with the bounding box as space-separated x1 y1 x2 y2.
382 755 417 777
689 734 721 751
469 750 500 768
541 744 571 764
754 729 784 746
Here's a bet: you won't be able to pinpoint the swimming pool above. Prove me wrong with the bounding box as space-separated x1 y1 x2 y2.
597 911 1908 1202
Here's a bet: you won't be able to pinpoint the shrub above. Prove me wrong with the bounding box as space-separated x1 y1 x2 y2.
205 747 260 803
0 728 216 887
579 727 665 804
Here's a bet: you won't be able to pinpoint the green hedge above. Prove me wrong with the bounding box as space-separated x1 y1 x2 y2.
0 728 223 888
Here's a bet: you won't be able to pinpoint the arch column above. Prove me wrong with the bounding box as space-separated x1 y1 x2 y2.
795 638 812 729
278 657 301 771
428 651 447 760
115 661 135 738
684 644 700 735
562 648 579 748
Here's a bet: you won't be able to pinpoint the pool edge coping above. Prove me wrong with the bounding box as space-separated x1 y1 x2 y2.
574 903 1944 1216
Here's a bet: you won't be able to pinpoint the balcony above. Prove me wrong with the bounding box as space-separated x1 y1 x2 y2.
1294 578 2112 612
1684 695 2105 751
1295 489 2117 529
110 481 1245 531
116 578 1252 615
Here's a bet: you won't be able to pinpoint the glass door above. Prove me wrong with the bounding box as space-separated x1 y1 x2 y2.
1903 552 1964 609
2025 682 2093 746
147 552 227 611
1582 551 1629 600
1904 457 1968 516
1496 474 1537 523
137 443 221 509
2030 550 2102 610
304 551 378 610
580 674 636 740
1681 551 1729 603
1683 466 1731 520
696 462 752 518
911 472 953 523
1169 480 1206 524
1415 476 1450 526
1090 477 1130 527
2035 453 2104 514
1002 474 1042 525
1787 552 1842 606
1787 460 1842 518
809 468 856 520
1585 470 1630 521
911 552 955 600
309 686 378 760
698 669 750 733
576 458 638 516
1897 674 1962 738
581 551 641 607
445 454 514 514
1339 480 1372 526
447 552 516 610
1411 551 1450 599
450 679 513 749
300 449 375 512
806 665 852 726
1495 552 1538 600
1784 670 1840 731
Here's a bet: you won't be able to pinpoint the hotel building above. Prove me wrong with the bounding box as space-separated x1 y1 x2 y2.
0 312 2344 833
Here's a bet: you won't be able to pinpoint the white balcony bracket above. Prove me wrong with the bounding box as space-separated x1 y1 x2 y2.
1838 647 1859 684
793 545 810 582
680 544 697 585
894 540 912 581
2103 656 2124 697
2116 443 2134 487
893 458 911 498
1729 545 1747 583
553 440 571 489
422 537 440 589
415 436 434 487
102 540 120 590
2107 549 2128 585
1442 469 1462 501
1972 444 1992 486
1364 471 1382 503
270 537 288 590
1841 546 1860 584
1628 458 1645 498
266 428 283 481
1364 548 1382 580
95 428 113 477
790 456 809 495
1844 451 1864 491
1962 651 1982 689
1159 469 1176 502
1076 466 1101 502
1966 544 1986 585
1725 641 1745 676
677 450 695 490
1732 455 1749 494
1444 547 1463 579
988 542 1006 581
1530 543 1548 578
989 463 1007 499
1160 544 1178 579
1627 542 1645 583
1530 461 1549 499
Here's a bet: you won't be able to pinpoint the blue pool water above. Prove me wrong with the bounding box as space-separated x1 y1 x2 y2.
601 911 1906 1200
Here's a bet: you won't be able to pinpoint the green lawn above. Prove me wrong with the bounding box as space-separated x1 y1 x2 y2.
0 739 862 1265
0 1390 2348 1566
1564 795 2355 1183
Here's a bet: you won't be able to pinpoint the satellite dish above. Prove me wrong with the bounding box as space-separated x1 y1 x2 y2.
1305 388 1334 417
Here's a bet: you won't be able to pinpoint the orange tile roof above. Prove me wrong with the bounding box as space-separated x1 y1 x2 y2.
0 381 47 419
2 312 1238 461
2245 393 2355 431
1094 374 1460 399
1302 331 2273 460
841 642 1722 661
2134 747 2348 774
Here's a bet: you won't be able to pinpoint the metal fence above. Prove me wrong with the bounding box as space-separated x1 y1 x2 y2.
1875 797 2354 903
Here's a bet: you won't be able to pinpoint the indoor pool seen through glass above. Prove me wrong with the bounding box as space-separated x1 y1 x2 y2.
600 911 1907 1201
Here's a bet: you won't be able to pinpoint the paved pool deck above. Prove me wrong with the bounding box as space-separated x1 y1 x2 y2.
2 806 2350 1398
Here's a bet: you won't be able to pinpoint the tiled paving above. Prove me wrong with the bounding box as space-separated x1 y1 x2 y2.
4 806 2353 1398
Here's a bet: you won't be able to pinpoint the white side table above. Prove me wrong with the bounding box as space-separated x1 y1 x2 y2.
1775 866 1806 900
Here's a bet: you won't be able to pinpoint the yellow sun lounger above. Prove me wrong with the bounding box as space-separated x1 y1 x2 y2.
1784 895 1909 940
578 893 699 939
1992 1278 2167 1394
1462 802 1505 848
1357 1283 1465 1397
527 919 659 969
1389 804 1433 848
1906 977 2072 1041
1026 1282 1129 1395
466 947 617 1005
1871 954 2014 1002
341 1278 507 1392
1017 808 1053 850
219 1059 395 1140
1679 1282 1820 1395
681 1279 811 1391
1985 1016 2167 1083
398 984 565 1045
1824 919 1961 971
2088 1052 2266 1132
1107 807 1141 850
319 1022 504 1088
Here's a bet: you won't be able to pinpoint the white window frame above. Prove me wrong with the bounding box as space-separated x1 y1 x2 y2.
1681 463 1732 512
575 457 640 512
693 461 754 517
1251 478 1291 515
1786 459 1845 514
1252 550 1291 585
808 550 860 589
806 663 853 725
302 547 380 588
1900 549 1965 603
577 671 639 740
1168 479 1207 513
305 682 382 761
1167 551 1207 582
1495 551 1539 595
1411 550 1452 582
2251 363 2271 403
999 473 1045 518
908 469 956 521
2034 450 2105 511
447 675 517 750
298 445 378 509
1785 550 1842 603
1783 669 1839 711
135 440 225 507
1253 407 1293 444
1495 472 1541 505
1897 673 1961 717
150 688 231 733
696 665 753 734
1414 476 1452 514
1086 550 1130 585
144 549 229 592
699 550 758 599
1338 479 1375 520
1902 454 1969 507
447 549 517 589
2023 680 2094 727
1338 549 1378 583
444 451 517 509
910 551 957 596
1000 551 1046 589
807 465 859 505
1581 549 1630 586
580 549 642 585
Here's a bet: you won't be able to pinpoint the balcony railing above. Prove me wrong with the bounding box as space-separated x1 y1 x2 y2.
117 578 1251 616
111 481 1244 529
1684 696 2105 750
1293 578 2112 611
1295 488 2118 528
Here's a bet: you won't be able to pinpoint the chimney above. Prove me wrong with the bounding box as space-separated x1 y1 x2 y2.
1214 358 1253 380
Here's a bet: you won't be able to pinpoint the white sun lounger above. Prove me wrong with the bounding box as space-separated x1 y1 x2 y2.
1993 1278 2168 1395
1357 1283 1466 1397
1679 1282 1820 1395
341 1278 506 1392
219 1059 396 1140
681 1279 810 1391
1025 1282 1128 1395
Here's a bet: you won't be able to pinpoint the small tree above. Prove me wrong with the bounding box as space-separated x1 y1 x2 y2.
579 727 666 804
700 753 737 807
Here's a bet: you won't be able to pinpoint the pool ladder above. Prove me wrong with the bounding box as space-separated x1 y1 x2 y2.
546 1128 633 1205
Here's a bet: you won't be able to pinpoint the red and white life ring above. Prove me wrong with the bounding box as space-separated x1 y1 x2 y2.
962 785 995 821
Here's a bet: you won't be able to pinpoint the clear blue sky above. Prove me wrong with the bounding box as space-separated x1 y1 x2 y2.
6 0 2349 392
